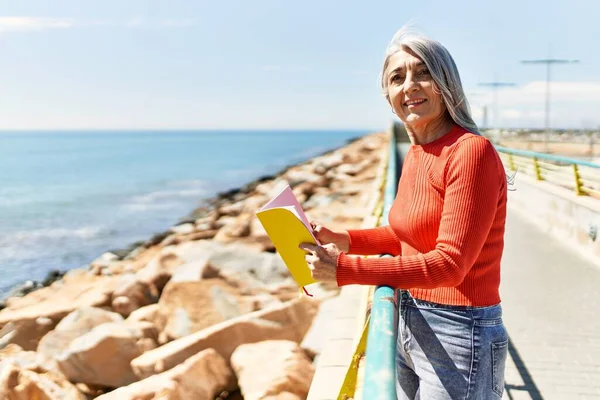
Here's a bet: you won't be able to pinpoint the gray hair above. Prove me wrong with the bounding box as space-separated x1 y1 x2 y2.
381 28 480 135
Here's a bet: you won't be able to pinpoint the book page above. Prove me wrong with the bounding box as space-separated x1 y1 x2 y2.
259 184 319 244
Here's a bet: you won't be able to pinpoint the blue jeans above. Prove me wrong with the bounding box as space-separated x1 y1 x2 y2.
396 290 509 400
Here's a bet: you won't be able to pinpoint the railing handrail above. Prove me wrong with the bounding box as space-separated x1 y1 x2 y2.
495 145 600 169
362 126 398 399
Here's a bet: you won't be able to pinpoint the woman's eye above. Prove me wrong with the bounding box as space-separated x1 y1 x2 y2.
391 75 405 83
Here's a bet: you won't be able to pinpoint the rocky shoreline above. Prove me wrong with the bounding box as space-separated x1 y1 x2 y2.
0 131 388 399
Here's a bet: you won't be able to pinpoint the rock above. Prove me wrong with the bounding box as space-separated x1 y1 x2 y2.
255 179 288 200
126 304 160 323
213 216 238 229
131 296 319 379
303 193 335 210
0 317 58 351
41 270 66 287
170 258 213 283
111 274 154 317
145 231 170 247
2 280 44 301
0 275 119 330
0 344 41 370
213 213 252 242
0 362 87 400
160 234 180 247
56 321 158 388
156 279 247 341
285 170 328 187
89 253 120 275
241 195 268 214
360 139 380 151
187 229 219 241
95 348 236 400
173 240 290 291
169 223 195 235
38 307 124 360
219 202 245 216
292 182 318 198
136 248 185 294
231 340 315 400
92 252 119 265
313 153 344 174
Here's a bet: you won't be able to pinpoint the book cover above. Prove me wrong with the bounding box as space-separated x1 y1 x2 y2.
255 184 320 294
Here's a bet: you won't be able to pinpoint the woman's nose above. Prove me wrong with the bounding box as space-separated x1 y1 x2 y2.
403 76 419 93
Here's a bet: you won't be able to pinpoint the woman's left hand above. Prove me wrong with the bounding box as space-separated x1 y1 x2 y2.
299 242 340 283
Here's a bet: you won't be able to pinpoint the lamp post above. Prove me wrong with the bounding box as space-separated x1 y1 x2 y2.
521 48 579 153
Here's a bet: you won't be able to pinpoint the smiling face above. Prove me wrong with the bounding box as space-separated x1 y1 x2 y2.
385 48 448 132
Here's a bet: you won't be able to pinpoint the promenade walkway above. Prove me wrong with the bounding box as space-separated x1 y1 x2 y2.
501 207 600 399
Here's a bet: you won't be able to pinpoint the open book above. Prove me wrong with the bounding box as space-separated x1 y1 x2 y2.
255 184 321 295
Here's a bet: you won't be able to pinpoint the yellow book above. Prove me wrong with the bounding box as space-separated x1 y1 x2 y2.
255 184 321 295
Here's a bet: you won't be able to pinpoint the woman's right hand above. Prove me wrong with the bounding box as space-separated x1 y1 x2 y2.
310 222 350 253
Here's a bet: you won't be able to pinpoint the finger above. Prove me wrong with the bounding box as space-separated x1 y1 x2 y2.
315 245 330 257
305 254 318 264
299 243 319 253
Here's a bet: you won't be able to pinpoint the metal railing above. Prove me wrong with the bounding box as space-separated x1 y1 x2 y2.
362 126 398 399
495 146 600 197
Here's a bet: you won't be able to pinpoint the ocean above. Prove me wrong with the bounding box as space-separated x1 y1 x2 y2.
0 130 371 297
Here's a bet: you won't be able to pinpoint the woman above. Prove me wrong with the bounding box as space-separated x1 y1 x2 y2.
300 28 508 399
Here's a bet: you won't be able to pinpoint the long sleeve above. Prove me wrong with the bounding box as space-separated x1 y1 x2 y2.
346 225 402 256
337 137 504 289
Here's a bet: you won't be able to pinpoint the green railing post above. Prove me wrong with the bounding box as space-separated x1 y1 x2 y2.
533 157 543 180
573 164 585 195
495 145 600 195
363 125 398 399
508 154 516 171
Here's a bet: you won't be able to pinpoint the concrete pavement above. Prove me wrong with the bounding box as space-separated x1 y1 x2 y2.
501 207 600 399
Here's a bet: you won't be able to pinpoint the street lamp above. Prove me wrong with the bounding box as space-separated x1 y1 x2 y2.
521 48 579 153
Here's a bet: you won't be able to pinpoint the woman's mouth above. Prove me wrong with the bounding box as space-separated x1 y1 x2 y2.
405 99 427 108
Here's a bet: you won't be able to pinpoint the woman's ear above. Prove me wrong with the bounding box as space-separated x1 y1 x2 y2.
386 95 396 115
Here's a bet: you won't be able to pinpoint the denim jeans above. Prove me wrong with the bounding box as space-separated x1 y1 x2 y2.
396 290 509 400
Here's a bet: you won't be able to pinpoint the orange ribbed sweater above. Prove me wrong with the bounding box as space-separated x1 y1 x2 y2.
337 125 507 306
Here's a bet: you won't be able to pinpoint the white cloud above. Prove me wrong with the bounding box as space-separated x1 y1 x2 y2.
468 80 600 128
501 109 522 119
0 17 74 33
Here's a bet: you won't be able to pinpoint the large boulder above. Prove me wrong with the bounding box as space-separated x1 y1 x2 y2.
38 307 124 360
156 278 248 341
131 296 320 379
135 247 185 294
213 213 253 243
95 348 236 400
56 321 158 388
0 316 55 351
174 241 290 291
126 303 160 324
312 153 344 175
0 363 86 400
231 340 315 400
0 275 119 329
0 344 85 399
111 274 154 317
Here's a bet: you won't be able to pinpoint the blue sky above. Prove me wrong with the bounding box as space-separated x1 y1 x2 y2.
0 0 598 130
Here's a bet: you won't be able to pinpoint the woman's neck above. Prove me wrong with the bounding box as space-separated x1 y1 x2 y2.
406 117 456 145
